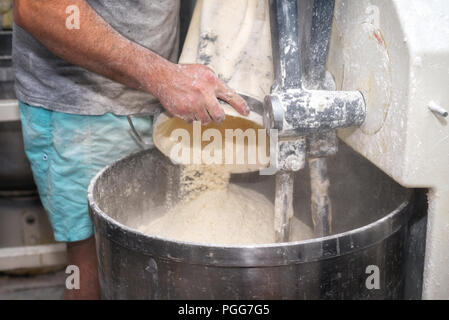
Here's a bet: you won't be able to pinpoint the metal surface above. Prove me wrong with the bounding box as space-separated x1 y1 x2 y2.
305 0 335 88
305 0 336 239
274 171 294 242
428 101 448 118
88 143 415 299
225 94 264 115
265 0 366 240
309 157 332 236
269 0 303 91
327 1 449 298
267 89 366 137
264 0 366 139
127 114 155 150
267 0 305 242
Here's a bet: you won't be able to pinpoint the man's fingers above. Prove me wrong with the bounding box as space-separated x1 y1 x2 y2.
215 81 250 116
180 113 194 123
194 104 212 125
167 108 194 123
204 96 225 123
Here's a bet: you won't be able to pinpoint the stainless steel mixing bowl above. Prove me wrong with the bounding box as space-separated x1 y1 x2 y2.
88 142 415 299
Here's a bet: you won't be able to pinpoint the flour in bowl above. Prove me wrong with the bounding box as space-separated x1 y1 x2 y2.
138 183 313 245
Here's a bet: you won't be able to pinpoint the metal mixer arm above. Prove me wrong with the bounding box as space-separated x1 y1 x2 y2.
265 0 366 241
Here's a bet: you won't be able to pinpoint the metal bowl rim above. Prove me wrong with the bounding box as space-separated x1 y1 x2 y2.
88 149 412 267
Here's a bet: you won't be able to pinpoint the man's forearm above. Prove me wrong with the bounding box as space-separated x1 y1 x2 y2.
14 0 249 123
14 0 172 96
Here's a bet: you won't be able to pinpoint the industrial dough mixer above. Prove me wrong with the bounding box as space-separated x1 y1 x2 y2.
88 0 448 299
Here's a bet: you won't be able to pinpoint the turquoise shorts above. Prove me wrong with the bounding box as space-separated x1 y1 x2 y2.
19 101 153 242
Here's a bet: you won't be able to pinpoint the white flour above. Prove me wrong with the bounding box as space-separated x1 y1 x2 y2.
138 181 313 245
178 164 231 202
144 102 312 245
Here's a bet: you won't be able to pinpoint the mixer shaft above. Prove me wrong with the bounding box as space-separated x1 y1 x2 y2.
274 171 295 242
309 158 332 236
266 0 365 242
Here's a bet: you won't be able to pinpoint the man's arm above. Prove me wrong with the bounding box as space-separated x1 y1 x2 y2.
14 0 249 123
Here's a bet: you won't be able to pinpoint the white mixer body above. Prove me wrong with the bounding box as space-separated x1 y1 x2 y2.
328 0 449 299
169 0 449 299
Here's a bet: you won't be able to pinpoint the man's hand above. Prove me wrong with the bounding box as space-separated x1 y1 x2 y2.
156 64 249 124
14 0 249 124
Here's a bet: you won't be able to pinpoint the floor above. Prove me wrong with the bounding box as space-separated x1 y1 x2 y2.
0 270 65 300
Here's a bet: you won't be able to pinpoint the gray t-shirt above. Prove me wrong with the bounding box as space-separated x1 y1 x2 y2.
13 0 180 116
